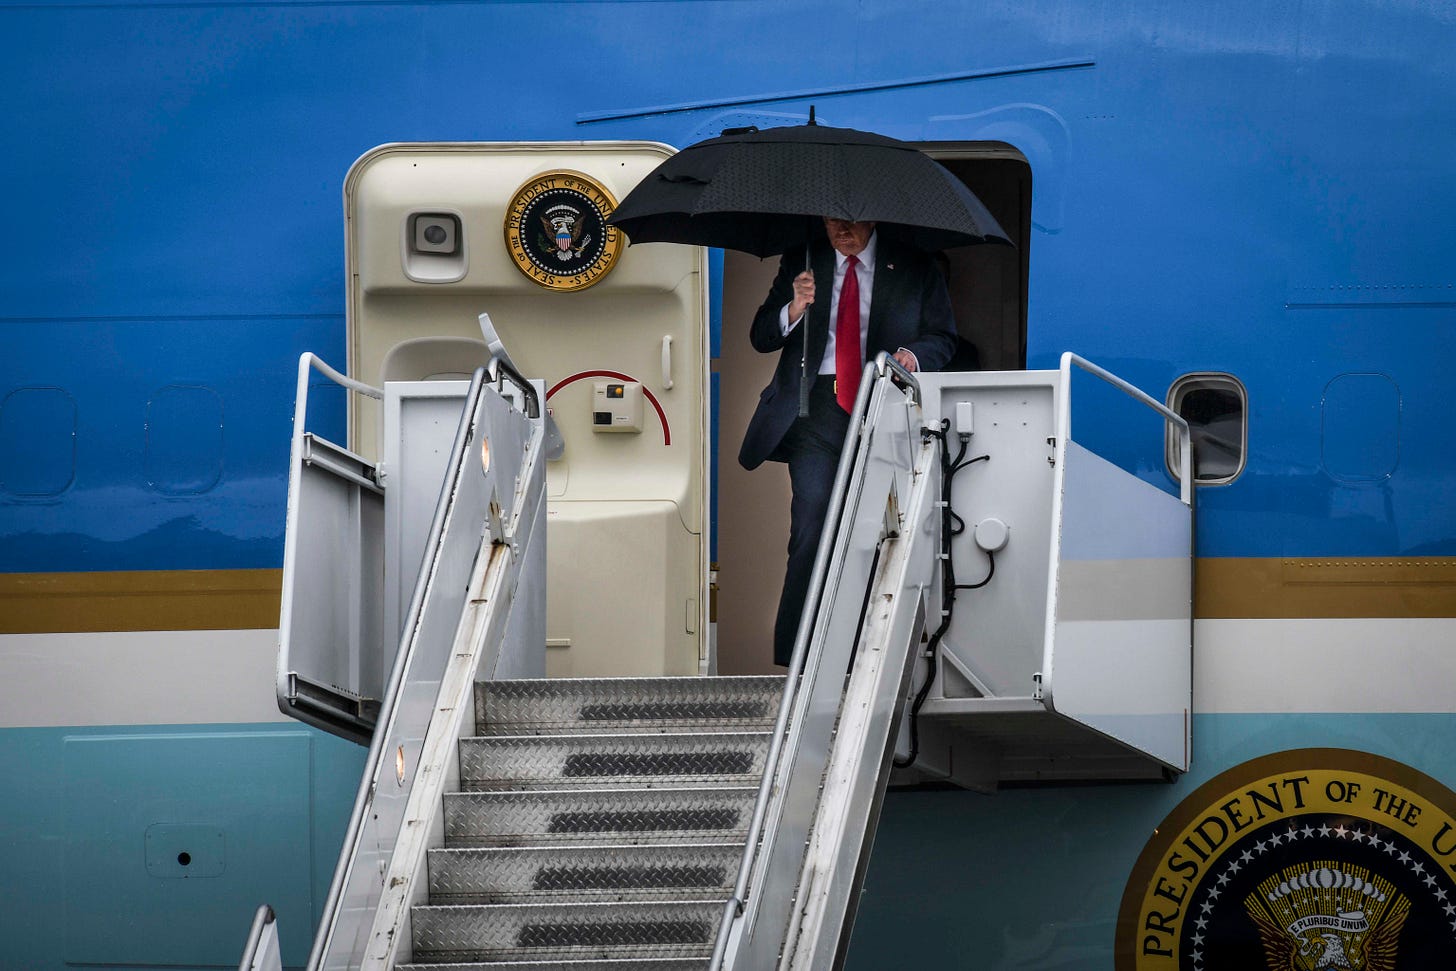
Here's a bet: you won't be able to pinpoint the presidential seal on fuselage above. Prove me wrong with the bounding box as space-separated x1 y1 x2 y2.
504 170 622 292
1116 749 1456 970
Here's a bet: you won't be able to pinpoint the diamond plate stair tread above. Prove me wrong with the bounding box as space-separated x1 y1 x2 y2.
397 959 706 970
458 732 771 790
428 843 742 903
476 676 785 735
443 787 758 846
410 901 722 962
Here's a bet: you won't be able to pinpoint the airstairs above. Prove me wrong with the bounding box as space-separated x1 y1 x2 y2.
264 351 1194 970
398 674 780 967
246 671 784 968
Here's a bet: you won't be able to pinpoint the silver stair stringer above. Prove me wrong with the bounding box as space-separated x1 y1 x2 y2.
779 440 936 969
716 354 941 970
309 361 548 971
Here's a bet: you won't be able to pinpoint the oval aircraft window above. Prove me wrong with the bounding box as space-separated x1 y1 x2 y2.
1166 373 1247 485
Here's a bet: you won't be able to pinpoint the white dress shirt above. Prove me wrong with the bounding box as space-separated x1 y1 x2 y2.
779 233 877 375
777 232 918 373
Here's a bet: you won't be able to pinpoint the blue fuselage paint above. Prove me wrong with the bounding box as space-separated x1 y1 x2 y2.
3 1 1452 567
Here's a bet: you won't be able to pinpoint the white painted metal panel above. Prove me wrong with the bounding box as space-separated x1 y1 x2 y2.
918 371 1059 700
278 433 386 743
382 380 469 646
278 354 390 743
902 361 1193 787
1044 439 1192 770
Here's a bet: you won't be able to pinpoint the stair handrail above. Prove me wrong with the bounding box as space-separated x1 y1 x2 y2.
353 371 547 967
237 905 281 971
296 350 384 405
277 353 387 742
710 352 917 968
1059 352 1192 505
777 394 939 968
304 361 537 970
487 354 541 419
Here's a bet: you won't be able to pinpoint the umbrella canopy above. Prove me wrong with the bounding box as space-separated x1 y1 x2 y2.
608 122 1013 257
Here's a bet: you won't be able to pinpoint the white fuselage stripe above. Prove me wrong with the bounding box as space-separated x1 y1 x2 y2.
2 618 1453 727
0 628 291 728
1194 617 1456 713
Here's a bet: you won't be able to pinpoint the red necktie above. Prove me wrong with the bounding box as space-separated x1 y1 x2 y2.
835 255 861 413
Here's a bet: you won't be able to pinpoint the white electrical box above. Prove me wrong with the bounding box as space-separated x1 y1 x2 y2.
592 381 644 433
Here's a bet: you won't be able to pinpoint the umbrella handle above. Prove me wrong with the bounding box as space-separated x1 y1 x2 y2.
798 244 811 418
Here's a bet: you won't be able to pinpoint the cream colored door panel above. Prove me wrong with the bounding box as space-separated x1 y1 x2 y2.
545 500 699 679
345 143 708 677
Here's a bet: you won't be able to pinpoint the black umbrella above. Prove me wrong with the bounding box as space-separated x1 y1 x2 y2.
609 118 1013 416
608 120 1013 257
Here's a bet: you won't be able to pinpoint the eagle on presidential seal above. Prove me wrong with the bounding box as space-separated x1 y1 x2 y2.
1245 864 1407 971
538 204 591 262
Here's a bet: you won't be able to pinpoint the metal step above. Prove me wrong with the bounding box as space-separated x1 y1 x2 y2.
406 677 775 967
397 958 707 971
458 732 772 791
427 843 742 904
476 676 784 735
442 787 758 847
409 900 722 964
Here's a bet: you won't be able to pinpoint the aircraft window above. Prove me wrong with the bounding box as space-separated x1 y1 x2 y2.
1166 373 1246 485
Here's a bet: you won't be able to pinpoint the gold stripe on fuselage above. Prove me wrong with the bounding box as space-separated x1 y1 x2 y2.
0 569 282 633
1196 557 1456 619
0 557 1452 634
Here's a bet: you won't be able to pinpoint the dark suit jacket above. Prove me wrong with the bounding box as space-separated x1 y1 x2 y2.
737 237 957 470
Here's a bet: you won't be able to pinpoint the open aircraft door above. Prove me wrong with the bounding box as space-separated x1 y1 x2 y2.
342 142 710 680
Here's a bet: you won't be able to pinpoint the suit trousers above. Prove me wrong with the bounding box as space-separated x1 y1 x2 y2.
772 375 851 666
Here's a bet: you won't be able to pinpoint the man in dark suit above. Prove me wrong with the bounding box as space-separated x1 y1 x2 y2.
739 217 957 665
